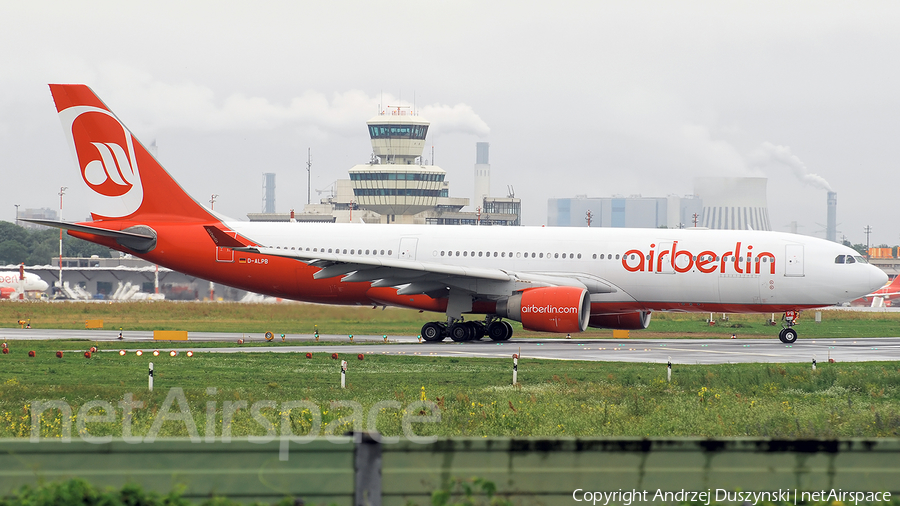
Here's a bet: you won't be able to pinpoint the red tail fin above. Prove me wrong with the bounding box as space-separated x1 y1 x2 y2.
888 275 900 290
49 84 213 223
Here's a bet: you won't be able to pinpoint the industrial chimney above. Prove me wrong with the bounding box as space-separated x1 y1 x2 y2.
262 173 276 213
474 142 490 210
826 191 837 242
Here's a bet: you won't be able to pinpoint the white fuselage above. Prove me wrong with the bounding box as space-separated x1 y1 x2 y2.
0 272 49 293
225 222 886 311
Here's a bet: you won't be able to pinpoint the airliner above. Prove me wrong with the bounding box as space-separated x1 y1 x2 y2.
0 266 49 299
27 84 887 344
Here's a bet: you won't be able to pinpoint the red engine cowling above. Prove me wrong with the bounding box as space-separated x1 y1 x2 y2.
589 311 652 330
497 287 590 333
0 287 15 299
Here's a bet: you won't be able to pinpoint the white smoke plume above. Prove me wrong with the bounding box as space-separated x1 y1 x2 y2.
419 103 490 137
97 71 490 138
750 142 833 191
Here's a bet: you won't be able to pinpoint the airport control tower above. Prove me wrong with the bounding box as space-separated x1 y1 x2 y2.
349 108 451 220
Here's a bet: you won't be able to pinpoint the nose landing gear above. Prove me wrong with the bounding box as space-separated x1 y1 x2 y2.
778 310 799 343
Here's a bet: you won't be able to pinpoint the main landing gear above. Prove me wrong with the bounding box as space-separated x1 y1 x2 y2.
778 310 799 344
420 317 513 342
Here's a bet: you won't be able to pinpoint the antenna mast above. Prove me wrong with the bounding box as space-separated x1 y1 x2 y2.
306 148 312 205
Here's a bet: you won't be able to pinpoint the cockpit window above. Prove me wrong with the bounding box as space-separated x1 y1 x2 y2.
846 256 856 264
835 255 846 264
855 256 867 264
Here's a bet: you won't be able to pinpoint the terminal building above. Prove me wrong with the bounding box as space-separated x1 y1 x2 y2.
12 254 247 301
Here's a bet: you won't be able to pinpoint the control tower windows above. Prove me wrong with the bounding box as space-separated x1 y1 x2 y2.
368 124 428 140
354 189 444 197
350 172 445 182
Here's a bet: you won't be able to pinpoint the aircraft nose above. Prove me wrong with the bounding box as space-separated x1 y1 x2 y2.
869 265 888 293
37 281 49 291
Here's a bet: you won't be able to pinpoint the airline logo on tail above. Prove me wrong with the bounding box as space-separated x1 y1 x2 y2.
57 105 144 218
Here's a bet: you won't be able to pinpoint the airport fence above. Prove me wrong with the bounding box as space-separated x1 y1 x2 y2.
1 436 899 505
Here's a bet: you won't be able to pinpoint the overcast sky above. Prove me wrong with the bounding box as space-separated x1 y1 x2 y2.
2 1 899 246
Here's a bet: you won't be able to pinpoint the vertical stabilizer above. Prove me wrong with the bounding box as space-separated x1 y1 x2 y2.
49 84 213 222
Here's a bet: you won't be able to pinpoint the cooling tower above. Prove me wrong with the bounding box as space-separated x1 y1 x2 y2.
694 177 771 231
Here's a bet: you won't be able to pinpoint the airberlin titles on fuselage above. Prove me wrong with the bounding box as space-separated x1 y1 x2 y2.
622 241 776 275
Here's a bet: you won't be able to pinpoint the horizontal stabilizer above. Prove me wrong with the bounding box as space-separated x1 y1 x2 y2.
22 219 153 240
23 219 157 253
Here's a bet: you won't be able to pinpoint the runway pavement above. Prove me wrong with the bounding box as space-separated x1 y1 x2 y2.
2 328 900 364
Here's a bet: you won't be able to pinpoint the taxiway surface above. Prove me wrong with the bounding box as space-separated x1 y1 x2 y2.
2 328 899 364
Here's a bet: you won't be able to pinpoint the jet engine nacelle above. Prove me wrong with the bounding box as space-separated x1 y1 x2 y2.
496 286 590 333
589 311 652 330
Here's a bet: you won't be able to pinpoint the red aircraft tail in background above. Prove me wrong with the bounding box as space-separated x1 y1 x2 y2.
854 274 900 307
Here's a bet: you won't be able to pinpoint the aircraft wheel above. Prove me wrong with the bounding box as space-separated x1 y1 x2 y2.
421 322 445 342
469 322 484 340
449 323 471 342
780 328 798 344
502 321 514 340
487 321 507 341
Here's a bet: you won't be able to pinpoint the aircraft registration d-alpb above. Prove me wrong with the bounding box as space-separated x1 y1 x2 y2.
29 85 887 344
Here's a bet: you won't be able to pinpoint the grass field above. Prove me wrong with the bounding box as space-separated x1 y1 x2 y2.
2 300 900 338
2 339 900 439
2 301 900 440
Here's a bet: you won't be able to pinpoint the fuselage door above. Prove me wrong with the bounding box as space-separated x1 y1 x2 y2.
784 244 804 277
655 242 674 274
399 237 418 260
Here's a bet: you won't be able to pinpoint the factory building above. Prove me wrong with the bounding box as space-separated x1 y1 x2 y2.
547 195 702 229
16 208 58 230
548 177 772 230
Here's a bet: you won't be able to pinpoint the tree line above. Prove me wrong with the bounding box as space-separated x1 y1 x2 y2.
0 221 111 266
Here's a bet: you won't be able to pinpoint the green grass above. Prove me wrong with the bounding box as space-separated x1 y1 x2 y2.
642 310 900 338
2 300 900 338
2 339 900 439
3 302 899 440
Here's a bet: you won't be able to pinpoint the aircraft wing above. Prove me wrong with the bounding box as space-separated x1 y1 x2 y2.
234 246 617 298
